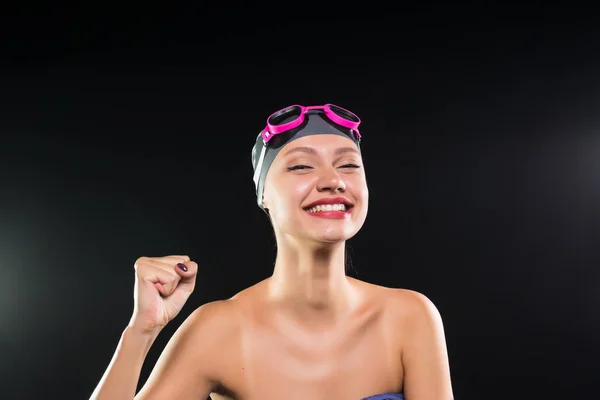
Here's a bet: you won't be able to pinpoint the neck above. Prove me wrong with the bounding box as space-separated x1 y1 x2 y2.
268 236 355 321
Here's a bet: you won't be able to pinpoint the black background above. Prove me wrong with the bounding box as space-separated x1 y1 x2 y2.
1 4 599 399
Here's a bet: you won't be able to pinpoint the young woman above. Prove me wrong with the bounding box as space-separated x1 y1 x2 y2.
90 104 454 400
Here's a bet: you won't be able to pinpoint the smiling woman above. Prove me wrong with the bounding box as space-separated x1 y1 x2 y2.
89 104 454 400
260 134 367 244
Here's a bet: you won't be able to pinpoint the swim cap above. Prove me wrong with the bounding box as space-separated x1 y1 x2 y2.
251 109 361 210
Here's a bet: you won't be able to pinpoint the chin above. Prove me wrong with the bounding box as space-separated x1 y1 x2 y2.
309 226 359 244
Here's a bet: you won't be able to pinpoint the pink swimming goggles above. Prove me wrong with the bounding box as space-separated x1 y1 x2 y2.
261 103 362 144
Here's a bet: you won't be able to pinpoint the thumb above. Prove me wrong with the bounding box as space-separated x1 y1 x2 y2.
173 261 198 295
162 261 198 318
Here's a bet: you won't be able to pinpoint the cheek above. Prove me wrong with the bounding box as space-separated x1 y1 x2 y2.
351 180 369 218
350 176 369 201
361 185 369 207
269 179 312 219
281 181 313 214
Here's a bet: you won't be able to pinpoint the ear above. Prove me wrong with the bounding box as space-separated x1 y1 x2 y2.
261 194 268 210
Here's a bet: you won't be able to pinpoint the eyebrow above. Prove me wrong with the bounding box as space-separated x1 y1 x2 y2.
283 146 360 157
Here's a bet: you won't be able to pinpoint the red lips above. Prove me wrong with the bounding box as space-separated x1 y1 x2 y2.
303 197 354 219
303 197 354 210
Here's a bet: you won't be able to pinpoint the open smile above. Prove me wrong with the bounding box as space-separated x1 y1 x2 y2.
302 197 354 220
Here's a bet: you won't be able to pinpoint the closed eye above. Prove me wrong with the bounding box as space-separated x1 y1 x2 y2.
340 164 361 168
287 165 313 171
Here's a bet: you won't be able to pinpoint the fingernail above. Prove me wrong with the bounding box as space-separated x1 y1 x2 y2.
177 263 188 272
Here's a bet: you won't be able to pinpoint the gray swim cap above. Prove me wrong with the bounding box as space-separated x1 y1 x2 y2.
251 110 361 211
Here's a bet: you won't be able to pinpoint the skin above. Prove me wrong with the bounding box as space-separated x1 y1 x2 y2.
116 134 453 400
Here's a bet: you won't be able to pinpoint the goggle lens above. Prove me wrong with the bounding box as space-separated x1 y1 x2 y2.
328 104 360 123
267 105 303 126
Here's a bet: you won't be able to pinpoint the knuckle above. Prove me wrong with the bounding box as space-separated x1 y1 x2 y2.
134 256 148 270
166 271 177 281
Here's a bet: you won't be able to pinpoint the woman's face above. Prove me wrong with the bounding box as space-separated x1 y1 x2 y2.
262 134 369 244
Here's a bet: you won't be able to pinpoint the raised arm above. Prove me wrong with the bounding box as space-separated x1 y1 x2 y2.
88 323 159 400
401 291 454 400
89 255 206 400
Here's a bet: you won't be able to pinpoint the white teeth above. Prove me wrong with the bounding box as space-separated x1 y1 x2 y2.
306 204 347 213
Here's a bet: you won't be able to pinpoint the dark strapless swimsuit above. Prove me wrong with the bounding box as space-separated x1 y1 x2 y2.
361 393 404 400
209 391 404 399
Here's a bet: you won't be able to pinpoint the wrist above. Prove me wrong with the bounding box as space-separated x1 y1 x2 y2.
124 323 161 346
127 314 165 337
121 325 160 360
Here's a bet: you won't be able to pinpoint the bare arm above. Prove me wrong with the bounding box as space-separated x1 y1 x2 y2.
89 325 159 400
134 302 226 399
401 291 454 400
90 301 231 400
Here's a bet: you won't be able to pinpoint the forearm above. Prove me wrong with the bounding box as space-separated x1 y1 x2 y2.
89 326 160 400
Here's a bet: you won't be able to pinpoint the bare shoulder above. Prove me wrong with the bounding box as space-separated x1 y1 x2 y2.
377 287 448 350
179 298 246 354
386 288 440 314
185 277 269 324
353 279 442 322
378 291 453 398
134 299 243 399
186 298 240 329
186 278 268 331
350 281 453 398
387 288 444 328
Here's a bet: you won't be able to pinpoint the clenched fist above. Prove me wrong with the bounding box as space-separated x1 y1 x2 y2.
128 255 197 334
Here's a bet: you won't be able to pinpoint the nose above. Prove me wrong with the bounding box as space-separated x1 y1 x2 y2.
317 167 346 193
